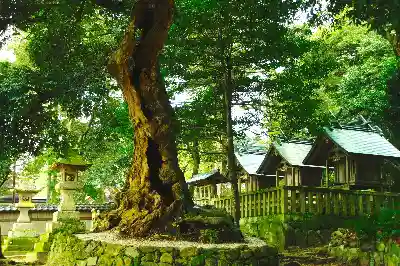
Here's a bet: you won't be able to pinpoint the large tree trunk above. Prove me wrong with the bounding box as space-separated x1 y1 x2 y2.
223 56 241 227
106 0 193 237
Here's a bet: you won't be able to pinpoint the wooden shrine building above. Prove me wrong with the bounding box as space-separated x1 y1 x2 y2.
187 169 228 205
303 125 400 190
235 146 277 192
257 140 325 187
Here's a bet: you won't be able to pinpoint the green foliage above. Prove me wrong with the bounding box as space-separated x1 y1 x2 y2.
165 0 313 176
199 229 219 244
53 218 86 235
267 20 397 138
350 208 400 242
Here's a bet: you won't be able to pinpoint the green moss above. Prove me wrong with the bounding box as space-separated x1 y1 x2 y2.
160 253 173 264
53 218 86 235
190 254 205 266
199 229 219 243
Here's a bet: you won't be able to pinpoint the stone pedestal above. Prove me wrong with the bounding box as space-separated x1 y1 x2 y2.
8 188 40 238
47 160 89 232
3 187 40 256
52 181 81 222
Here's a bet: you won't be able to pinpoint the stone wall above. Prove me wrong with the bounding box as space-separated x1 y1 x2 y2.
328 244 400 266
0 210 92 235
46 232 279 266
239 215 352 250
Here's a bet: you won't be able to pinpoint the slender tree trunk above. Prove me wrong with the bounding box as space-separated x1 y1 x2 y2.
191 139 200 175
223 57 241 227
106 0 193 237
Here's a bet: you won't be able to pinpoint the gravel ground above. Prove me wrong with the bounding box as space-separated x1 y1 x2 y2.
75 232 266 249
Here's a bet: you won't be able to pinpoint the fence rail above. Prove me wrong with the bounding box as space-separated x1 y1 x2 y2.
193 186 400 218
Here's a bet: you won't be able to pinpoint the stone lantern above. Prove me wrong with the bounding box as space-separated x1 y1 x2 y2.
8 184 41 238
50 158 91 222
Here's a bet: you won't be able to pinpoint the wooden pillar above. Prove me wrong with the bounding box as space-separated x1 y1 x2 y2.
345 156 349 186
238 178 242 194
325 159 329 187
283 170 287 186
298 169 301 186
275 171 279 187
291 167 294 186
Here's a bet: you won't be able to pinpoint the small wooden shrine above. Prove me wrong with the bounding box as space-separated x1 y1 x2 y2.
235 147 275 192
187 169 228 202
303 124 400 190
258 140 325 187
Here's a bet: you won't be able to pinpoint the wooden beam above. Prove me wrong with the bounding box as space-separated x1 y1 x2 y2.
325 159 329 187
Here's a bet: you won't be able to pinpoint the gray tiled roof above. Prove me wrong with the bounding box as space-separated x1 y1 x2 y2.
274 141 323 167
0 203 115 212
235 152 266 175
187 169 221 184
324 126 400 158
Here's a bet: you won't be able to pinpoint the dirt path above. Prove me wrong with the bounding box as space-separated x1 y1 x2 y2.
279 247 345 266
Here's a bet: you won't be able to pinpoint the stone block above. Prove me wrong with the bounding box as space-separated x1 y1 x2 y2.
190 254 205 265
77 260 87 266
106 243 123 256
294 229 306 248
125 247 140 258
141 252 154 262
123 256 132 266
221 248 240 260
141 262 158 266
306 230 322 247
87 256 98 266
160 247 174 253
180 246 198 257
205 257 218 266
160 253 173 264
139 246 156 253
240 249 253 259
217 259 229 266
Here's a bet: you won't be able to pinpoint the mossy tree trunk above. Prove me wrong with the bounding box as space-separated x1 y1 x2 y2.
107 0 193 237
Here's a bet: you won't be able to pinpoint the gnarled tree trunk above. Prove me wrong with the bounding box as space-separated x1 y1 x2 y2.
106 0 193 237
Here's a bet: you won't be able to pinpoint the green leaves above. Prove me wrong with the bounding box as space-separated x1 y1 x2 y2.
266 21 397 138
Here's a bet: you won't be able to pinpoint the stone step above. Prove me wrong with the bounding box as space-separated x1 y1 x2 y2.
4 250 29 256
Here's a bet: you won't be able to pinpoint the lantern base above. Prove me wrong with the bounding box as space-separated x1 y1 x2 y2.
8 222 39 238
52 210 80 222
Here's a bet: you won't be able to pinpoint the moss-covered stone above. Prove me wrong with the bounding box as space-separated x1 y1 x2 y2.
125 246 140 258
139 246 156 253
46 232 277 266
204 257 218 266
180 246 198 257
190 254 205 265
123 256 132 265
160 247 174 253
113 256 124 266
240 249 253 259
141 252 155 262
141 262 158 266
106 243 123 256
160 253 173 263
86 256 98 266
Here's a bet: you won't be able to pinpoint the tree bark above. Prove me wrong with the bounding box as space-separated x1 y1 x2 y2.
106 0 193 237
191 139 200 176
223 56 241 227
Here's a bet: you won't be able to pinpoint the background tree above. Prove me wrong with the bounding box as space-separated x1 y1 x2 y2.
317 1 400 146
163 0 312 224
265 20 397 140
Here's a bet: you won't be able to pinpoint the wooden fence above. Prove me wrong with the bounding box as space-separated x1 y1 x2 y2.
193 186 400 218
